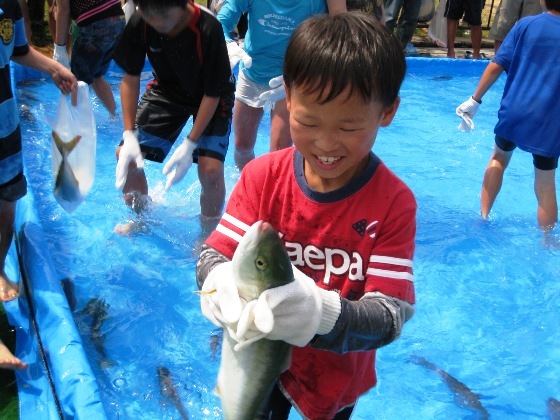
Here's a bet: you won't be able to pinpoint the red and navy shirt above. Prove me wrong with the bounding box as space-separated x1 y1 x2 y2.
206 148 416 418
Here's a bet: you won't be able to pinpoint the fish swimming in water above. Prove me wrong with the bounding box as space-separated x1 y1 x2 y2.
411 355 489 419
548 398 560 420
213 221 294 419
52 131 82 208
80 297 116 368
157 366 189 419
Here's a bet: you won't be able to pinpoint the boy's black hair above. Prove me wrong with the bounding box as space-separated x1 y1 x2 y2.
284 12 405 107
134 0 189 13
545 0 560 12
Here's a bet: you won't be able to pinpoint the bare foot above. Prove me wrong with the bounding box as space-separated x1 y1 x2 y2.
0 271 19 302
0 339 27 370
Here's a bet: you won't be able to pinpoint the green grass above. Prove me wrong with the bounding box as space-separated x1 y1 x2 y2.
0 305 19 420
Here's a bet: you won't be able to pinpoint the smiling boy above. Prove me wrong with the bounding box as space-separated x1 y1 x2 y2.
197 12 416 419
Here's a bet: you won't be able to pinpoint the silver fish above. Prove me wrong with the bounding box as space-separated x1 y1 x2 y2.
216 221 293 419
548 398 560 420
411 355 489 419
52 131 82 205
80 297 116 369
157 366 189 420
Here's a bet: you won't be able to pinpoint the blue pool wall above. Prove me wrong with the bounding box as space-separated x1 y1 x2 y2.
4 57 492 418
5 62 106 419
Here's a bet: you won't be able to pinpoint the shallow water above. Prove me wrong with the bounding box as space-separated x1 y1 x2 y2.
16 59 560 419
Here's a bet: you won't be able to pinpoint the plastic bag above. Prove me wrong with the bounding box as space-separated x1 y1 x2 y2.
51 81 96 213
428 0 447 48
418 0 436 23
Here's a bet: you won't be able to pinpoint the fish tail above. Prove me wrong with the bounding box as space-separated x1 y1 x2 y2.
52 131 82 155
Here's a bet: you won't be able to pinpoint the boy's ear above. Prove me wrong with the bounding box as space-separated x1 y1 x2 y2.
379 97 400 127
285 88 292 112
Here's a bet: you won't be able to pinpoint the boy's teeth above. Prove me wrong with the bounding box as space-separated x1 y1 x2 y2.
318 156 341 164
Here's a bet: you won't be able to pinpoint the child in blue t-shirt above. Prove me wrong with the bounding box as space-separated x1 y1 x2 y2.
456 0 559 233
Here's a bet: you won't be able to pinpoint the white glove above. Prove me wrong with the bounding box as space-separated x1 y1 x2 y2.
200 262 245 338
53 44 70 69
456 97 481 132
115 129 144 190
226 41 252 71
123 0 135 23
235 266 341 348
258 75 285 112
162 136 197 190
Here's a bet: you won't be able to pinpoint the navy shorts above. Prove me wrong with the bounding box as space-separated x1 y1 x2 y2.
132 82 233 163
495 136 559 170
444 0 483 25
0 125 27 203
71 16 126 84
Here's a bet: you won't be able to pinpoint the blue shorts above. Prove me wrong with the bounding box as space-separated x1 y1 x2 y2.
495 136 558 170
71 16 126 84
132 82 232 163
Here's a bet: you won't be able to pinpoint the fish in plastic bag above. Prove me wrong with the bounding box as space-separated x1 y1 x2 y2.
51 81 96 213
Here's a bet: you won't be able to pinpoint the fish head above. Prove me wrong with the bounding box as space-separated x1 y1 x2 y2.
232 221 293 299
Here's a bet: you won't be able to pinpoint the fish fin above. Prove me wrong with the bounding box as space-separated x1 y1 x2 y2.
193 290 217 296
52 131 82 155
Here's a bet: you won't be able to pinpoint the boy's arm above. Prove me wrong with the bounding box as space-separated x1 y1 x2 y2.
311 292 414 353
196 244 230 289
120 73 141 131
54 0 71 45
327 0 347 14
11 48 77 95
189 95 220 141
472 61 504 103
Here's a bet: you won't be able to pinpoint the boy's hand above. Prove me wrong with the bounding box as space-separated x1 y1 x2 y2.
236 265 341 348
51 64 78 104
162 136 197 190
200 262 246 338
115 130 144 190
226 41 252 71
258 75 285 111
53 43 70 69
456 97 481 132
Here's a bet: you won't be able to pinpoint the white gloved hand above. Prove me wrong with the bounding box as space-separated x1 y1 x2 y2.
235 266 341 348
456 97 481 132
258 75 285 112
115 129 144 190
200 262 246 338
162 137 197 190
122 0 135 23
53 44 70 69
226 41 252 71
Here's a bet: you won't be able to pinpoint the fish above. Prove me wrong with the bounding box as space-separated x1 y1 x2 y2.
548 398 560 420
411 355 489 419
52 131 82 205
157 366 189 420
430 75 453 81
215 221 294 419
80 297 117 368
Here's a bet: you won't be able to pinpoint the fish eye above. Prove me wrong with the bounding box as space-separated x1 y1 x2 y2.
255 257 267 270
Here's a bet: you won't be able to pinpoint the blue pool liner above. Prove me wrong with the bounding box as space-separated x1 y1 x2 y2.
3 62 106 419
3 56 490 419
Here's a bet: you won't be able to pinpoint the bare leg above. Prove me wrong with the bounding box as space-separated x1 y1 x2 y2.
91 76 117 116
534 167 557 233
269 99 292 152
480 146 513 219
233 100 263 170
0 338 27 370
198 156 225 219
0 201 19 302
446 18 458 58
470 25 482 58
